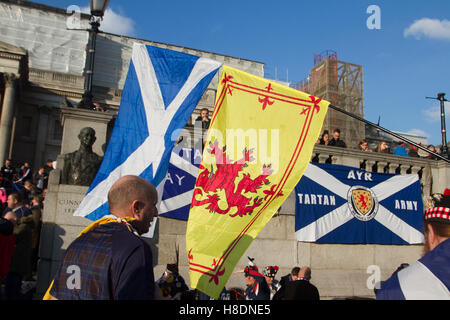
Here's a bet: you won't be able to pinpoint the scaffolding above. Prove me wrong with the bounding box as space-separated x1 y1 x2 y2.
292 51 364 148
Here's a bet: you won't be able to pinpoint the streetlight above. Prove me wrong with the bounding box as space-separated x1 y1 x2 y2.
426 93 448 158
78 0 110 109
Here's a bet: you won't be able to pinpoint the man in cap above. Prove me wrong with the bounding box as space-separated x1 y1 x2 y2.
376 189 450 299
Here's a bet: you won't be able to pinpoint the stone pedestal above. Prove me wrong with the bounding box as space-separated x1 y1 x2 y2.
35 107 114 298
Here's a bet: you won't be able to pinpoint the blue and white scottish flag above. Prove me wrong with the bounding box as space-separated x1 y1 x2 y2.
159 146 202 220
74 43 221 222
295 163 424 244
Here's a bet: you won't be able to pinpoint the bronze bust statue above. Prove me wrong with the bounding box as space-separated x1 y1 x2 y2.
61 127 103 186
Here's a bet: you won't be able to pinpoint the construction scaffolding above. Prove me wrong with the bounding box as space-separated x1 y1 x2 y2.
292 51 364 148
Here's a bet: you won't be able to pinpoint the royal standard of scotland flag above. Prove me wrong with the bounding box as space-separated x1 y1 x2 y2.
186 65 328 299
295 163 424 244
74 43 221 221
159 147 202 220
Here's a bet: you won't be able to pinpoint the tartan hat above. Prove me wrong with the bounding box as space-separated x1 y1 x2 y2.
425 190 450 224
263 266 279 277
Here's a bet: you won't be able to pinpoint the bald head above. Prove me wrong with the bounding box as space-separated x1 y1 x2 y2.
298 266 311 281
108 175 158 234
108 176 156 212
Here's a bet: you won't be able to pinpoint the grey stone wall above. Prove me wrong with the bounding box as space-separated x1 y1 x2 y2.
150 191 423 300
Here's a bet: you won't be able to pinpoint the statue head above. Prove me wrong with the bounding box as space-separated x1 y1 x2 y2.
78 127 96 149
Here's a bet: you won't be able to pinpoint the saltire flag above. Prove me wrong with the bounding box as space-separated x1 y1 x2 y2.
186 65 329 299
73 43 221 224
159 146 202 220
295 162 424 244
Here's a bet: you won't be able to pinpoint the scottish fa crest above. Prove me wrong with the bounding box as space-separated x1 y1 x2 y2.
347 186 378 221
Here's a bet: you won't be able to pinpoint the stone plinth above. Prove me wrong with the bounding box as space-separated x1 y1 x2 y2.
36 107 114 298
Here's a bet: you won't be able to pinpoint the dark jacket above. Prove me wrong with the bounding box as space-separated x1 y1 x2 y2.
329 138 347 148
279 273 293 287
9 215 34 277
0 217 13 236
281 279 320 300
30 205 42 250
50 222 155 300
194 116 211 130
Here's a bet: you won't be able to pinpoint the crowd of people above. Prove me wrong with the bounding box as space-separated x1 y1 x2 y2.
1 149 448 301
154 260 319 301
317 128 443 159
40 175 324 301
0 158 55 300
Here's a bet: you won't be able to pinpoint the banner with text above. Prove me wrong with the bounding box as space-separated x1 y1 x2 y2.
295 163 424 245
159 147 201 220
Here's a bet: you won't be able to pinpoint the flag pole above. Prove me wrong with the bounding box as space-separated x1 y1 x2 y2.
328 104 450 164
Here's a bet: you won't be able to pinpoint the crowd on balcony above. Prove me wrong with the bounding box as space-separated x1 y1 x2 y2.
316 128 442 160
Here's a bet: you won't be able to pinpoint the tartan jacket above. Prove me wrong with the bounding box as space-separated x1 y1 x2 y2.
50 222 154 300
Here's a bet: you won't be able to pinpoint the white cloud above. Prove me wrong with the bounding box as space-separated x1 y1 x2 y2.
405 128 429 138
404 18 450 40
422 103 450 122
81 6 135 37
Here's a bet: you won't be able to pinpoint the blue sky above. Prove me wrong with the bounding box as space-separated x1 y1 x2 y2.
36 0 450 146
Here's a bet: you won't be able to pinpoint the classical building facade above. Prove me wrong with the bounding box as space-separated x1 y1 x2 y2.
0 0 264 168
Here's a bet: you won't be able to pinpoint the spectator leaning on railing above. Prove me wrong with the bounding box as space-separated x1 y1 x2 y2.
328 129 347 148
376 141 390 153
358 139 373 152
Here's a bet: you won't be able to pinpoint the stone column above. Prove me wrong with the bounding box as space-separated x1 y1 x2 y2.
364 160 376 172
388 162 399 174
399 164 410 175
318 153 330 164
376 161 388 173
33 106 51 169
0 73 17 165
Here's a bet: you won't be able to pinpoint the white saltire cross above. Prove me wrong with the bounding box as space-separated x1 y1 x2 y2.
295 163 424 243
74 43 221 221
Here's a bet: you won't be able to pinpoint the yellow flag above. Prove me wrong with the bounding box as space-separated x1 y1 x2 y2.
186 65 328 299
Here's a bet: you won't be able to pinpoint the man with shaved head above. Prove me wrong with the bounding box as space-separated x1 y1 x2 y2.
45 175 158 300
108 175 158 235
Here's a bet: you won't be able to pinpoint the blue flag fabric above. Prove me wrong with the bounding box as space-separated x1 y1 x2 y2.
295 163 424 245
159 147 202 220
74 43 221 221
377 239 450 299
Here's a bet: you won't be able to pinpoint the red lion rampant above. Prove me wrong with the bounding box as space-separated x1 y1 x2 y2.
192 140 279 217
358 194 368 210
